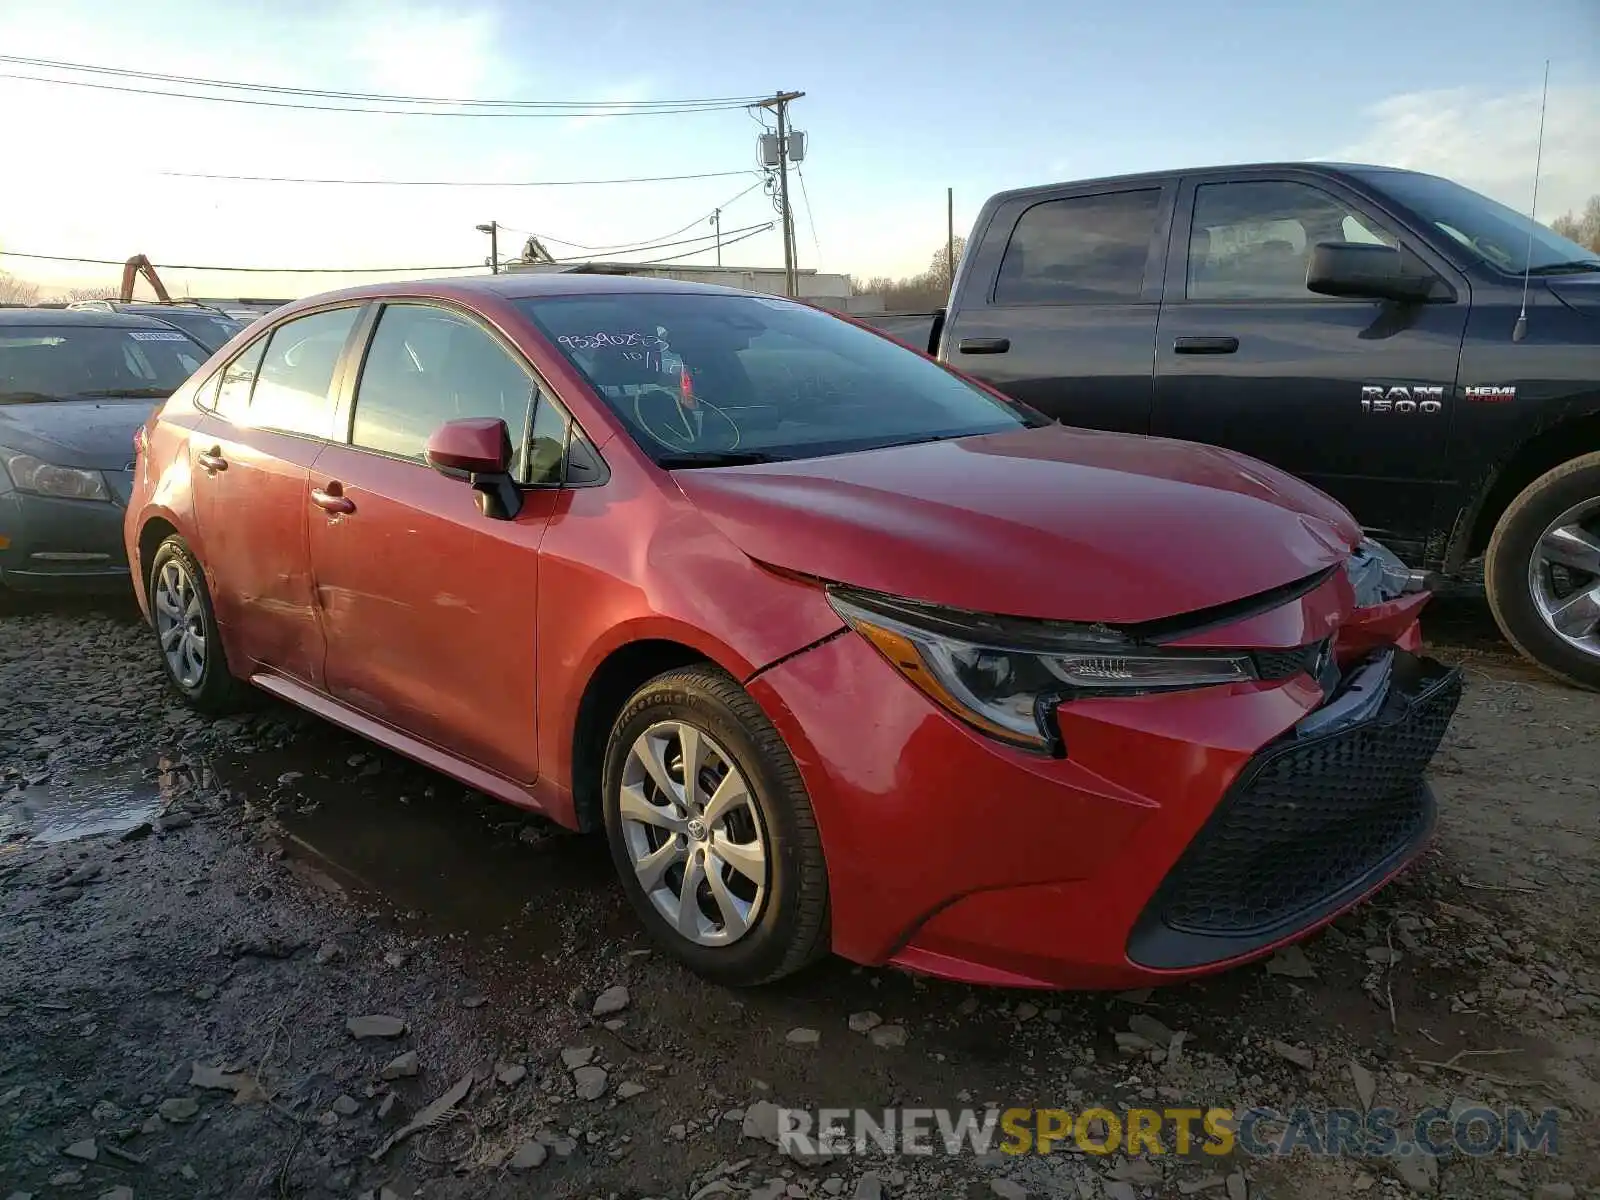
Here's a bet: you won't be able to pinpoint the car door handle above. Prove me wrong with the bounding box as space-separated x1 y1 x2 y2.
196 447 228 474
310 483 355 515
1173 336 1239 354
957 337 1011 354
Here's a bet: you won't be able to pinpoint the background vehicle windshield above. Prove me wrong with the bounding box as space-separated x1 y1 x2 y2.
518 292 1037 463
151 309 244 352
1358 169 1600 274
0 326 205 402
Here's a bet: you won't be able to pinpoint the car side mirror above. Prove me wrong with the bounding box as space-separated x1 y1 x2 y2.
1306 242 1436 304
424 417 522 520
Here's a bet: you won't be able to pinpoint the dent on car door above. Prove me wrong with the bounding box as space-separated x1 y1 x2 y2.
308 302 565 783
191 306 363 685
943 185 1171 435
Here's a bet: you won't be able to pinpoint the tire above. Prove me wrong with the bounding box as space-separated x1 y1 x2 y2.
601 666 829 986
1485 451 1600 691
147 535 251 714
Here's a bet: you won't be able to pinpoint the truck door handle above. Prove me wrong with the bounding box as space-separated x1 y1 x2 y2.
196 447 228 474
957 337 1011 354
1173 336 1239 354
310 482 355 515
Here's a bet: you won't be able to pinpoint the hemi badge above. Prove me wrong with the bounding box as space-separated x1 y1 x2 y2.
1465 385 1516 402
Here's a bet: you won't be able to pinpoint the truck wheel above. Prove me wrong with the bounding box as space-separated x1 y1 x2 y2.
1485 451 1600 691
601 666 830 986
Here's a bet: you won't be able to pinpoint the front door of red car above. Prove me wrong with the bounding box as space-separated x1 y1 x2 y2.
307 302 568 783
191 306 364 685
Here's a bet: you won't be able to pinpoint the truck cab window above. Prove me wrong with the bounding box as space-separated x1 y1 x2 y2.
994 190 1161 305
1188 181 1397 301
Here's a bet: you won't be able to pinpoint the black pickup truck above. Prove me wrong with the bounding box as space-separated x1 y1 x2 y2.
864 163 1600 688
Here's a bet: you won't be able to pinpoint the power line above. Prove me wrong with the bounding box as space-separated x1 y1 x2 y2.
796 166 824 266
0 71 755 118
631 224 773 265
0 251 480 274
0 55 766 110
534 181 767 253
161 168 756 187
548 222 771 262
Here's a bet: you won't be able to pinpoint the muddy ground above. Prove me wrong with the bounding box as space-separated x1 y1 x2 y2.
1 587 1596 1200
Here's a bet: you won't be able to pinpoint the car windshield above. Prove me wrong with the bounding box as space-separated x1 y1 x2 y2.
518 292 1037 464
147 309 243 351
1357 169 1600 274
0 326 206 402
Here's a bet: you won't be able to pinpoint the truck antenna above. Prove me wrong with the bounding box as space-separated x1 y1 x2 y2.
1512 60 1551 343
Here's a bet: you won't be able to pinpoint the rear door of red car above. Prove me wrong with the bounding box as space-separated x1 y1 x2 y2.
190 305 365 685
306 300 568 783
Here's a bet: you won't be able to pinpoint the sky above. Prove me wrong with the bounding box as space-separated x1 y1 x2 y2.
1 0 1597 301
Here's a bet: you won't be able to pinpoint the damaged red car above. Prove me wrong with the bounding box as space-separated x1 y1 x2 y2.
125 275 1460 989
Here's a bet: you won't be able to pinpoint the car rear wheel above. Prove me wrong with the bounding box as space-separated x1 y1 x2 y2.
601 666 829 986
1485 451 1600 691
148 535 250 714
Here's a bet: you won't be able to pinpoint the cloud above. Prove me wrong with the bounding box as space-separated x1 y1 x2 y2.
1332 83 1600 222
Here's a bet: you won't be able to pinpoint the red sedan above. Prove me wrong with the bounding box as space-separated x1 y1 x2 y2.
125 274 1459 989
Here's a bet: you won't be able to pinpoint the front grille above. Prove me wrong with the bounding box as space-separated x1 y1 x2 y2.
1129 654 1460 970
1251 639 1327 682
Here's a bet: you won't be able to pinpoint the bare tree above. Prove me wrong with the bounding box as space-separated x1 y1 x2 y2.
1550 194 1600 253
851 238 968 312
0 271 40 306
50 284 118 303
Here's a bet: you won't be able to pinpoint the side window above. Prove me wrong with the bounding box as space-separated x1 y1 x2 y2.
1187 181 1399 300
214 338 267 424
994 189 1162 305
351 304 532 467
192 370 222 412
249 307 360 438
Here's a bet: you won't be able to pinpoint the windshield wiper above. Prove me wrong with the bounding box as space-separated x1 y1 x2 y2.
77 387 175 399
0 391 63 403
656 450 784 469
1527 260 1600 276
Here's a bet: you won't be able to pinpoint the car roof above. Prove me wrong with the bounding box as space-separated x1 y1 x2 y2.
0 308 196 330
286 270 756 313
983 160 1414 205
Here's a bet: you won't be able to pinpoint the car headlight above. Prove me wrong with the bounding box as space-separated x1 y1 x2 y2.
827 586 1256 751
0 449 111 501
1345 537 1413 606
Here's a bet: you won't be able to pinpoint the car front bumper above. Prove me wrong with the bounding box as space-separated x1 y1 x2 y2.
0 489 132 594
748 595 1459 990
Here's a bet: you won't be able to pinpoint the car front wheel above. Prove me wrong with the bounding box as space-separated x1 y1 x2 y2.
601 666 829 986
1485 451 1600 691
148 535 250 713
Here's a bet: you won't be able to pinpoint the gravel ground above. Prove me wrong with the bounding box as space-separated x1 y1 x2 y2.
1 589 1596 1200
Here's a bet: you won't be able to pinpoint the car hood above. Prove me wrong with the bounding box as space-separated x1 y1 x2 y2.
1545 272 1600 319
673 424 1362 624
0 400 155 469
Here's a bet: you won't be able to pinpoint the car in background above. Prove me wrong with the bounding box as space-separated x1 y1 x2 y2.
2 309 208 595
66 300 245 353
126 274 1459 990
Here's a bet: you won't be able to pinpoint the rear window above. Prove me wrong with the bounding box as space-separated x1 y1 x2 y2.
517 292 1036 464
153 310 244 350
0 325 205 402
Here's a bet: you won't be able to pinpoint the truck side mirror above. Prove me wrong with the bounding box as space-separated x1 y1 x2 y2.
1306 242 1436 304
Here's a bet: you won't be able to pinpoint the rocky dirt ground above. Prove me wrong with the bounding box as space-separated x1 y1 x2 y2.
1 587 1596 1200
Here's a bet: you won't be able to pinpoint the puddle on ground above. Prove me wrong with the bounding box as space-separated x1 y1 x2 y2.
204 733 629 958
0 763 165 846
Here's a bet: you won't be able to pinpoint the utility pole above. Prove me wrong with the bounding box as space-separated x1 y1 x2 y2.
475 221 500 274
755 90 804 297
947 188 956 290
710 208 722 266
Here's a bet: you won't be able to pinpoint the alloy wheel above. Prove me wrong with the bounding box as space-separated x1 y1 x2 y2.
1528 497 1600 663
153 557 207 689
618 720 768 947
